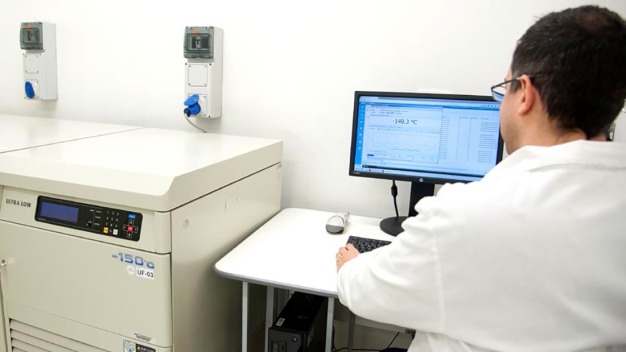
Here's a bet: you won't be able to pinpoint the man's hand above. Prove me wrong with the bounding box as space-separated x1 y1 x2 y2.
336 243 360 271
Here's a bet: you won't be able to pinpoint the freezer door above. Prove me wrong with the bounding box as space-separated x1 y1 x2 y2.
0 221 172 348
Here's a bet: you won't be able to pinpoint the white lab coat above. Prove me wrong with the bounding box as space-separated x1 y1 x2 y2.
337 140 626 352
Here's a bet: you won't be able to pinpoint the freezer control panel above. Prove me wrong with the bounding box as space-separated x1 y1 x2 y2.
35 196 142 241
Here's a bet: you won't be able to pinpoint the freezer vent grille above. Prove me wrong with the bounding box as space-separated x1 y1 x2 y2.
9 320 107 352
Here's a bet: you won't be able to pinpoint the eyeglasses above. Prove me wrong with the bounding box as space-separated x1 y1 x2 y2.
491 77 625 112
490 77 520 102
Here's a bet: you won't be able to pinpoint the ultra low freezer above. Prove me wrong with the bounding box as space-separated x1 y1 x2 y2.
0 126 283 352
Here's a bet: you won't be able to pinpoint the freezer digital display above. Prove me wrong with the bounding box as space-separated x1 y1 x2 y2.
39 201 79 223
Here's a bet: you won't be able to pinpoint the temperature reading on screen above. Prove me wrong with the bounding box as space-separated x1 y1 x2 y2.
393 118 419 125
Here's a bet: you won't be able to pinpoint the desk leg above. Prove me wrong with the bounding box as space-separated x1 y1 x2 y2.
265 287 275 352
325 298 334 352
242 283 249 352
348 311 355 352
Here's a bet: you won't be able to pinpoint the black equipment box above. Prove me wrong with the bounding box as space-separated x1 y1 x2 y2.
268 292 327 352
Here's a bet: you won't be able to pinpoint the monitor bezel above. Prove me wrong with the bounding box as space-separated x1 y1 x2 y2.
349 90 505 185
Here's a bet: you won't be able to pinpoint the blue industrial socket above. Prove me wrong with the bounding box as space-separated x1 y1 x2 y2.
25 81 35 99
184 94 201 117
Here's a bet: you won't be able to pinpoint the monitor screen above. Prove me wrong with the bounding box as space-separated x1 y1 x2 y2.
349 91 504 185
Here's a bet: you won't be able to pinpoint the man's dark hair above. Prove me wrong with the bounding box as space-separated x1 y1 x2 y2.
510 5 626 138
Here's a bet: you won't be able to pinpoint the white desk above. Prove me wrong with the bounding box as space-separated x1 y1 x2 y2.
215 208 395 352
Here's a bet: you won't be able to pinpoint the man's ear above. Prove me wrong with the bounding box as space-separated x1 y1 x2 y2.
516 74 537 115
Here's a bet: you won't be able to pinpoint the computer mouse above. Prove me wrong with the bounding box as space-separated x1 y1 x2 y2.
326 213 349 234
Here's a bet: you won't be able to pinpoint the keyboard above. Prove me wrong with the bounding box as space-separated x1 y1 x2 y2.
346 235 391 253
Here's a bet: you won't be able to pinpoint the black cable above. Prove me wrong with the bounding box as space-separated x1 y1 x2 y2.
334 327 403 352
391 180 399 218
383 332 400 350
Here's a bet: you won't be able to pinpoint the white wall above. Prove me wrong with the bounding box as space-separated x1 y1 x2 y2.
1 0 625 219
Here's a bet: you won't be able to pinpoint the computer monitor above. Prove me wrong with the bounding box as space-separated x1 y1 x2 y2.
349 91 504 236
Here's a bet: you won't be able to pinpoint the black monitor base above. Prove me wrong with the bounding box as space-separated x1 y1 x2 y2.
380 216 408 237
380 182 435 237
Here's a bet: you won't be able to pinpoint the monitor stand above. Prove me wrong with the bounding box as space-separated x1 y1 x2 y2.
379 182 434 236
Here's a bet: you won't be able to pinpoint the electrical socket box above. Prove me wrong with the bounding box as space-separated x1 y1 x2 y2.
20 22 57 100
183 26 223 118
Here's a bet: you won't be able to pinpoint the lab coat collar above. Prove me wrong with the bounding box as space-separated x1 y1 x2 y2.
483 140 626 181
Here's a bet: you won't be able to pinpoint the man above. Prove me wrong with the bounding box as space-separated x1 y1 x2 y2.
336 5 626 352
